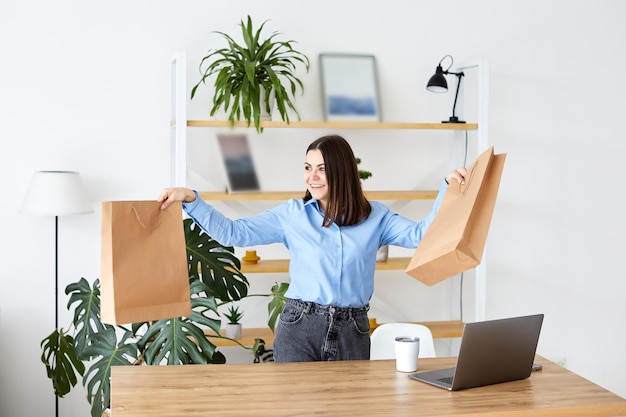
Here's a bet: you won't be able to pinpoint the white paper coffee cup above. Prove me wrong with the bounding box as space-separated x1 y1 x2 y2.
395 336 420 372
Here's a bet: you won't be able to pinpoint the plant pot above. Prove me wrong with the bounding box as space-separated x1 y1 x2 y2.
242 250 260 264
226 323 242 339
376 246 389 262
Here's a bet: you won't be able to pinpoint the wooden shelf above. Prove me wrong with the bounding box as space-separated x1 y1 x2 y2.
174 120 478 130
411 320 465 338
240 257 412 273
371 256 413 271
241 259 290 273
199 190 439 201
206 320 465 347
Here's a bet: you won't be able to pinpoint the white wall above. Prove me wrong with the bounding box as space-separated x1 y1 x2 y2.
1 1 625 416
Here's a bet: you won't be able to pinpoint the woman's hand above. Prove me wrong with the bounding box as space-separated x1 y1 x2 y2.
158 187 196 210
446 167 468 185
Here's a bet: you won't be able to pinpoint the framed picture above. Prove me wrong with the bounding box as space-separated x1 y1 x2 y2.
216 133 261 193
319 53 381 121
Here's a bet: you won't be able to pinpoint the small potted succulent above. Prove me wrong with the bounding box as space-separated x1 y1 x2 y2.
191 15 310 133
224 305 244 339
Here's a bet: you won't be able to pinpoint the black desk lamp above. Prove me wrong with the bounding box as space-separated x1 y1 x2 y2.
426 55 466 123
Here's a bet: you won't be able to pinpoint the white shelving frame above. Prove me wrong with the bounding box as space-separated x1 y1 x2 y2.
169 51 490 323
170 51 187 187
456 59 490 322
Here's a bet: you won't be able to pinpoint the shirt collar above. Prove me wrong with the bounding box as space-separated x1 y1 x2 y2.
303 198 325 215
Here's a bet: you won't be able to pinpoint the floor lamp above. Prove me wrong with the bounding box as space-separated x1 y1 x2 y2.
20 171 93 417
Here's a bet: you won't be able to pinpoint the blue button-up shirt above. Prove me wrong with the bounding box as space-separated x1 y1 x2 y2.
183 181 447 308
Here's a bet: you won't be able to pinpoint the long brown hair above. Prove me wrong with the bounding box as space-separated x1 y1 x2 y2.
304 135 371 227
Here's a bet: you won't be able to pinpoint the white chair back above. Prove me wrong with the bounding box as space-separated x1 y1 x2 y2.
370 323 436 359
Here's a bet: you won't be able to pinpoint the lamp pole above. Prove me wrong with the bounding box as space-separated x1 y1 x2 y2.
20 171 93 417
54 215 59 417
55 216 59 333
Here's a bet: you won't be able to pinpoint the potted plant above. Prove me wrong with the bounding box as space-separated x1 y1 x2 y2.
224 305 244 339
190 15 310 133
40 218 288 417
356 157 372 181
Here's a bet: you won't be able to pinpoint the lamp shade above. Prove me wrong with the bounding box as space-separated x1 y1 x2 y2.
426 65 448 93
21 171 93 216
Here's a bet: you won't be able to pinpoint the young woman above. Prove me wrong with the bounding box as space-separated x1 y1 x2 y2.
158 134 466 362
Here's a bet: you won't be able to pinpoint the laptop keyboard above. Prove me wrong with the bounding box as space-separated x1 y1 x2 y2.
437 376 454 385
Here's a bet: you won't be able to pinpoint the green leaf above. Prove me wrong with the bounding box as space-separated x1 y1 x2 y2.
136 275 223 366
138 316 216 365
40 213 253 416
224 304 244 324
267 282 289 332
66 277 113 359
191 15 310 133
356 157 373 180
82 329 138 417
40 329 85 397
184 218 249 302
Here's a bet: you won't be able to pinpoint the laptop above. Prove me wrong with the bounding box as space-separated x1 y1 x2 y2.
408 314 544 391
216 133 261 193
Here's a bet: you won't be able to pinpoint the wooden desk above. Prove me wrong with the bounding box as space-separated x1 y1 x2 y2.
111 356 626 416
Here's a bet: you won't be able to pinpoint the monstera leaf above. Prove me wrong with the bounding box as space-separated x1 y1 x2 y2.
40 329 85 397
184 218 249 301
65 277 113 359
267 281 289 331
138 276 225 365
40 218 249 417
81 329 138 417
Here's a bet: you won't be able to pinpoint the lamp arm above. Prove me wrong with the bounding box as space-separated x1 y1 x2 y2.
430 54 466 123
451 72 464 119
441 71 464 122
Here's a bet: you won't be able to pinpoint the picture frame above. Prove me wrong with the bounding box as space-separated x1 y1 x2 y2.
319 53 381 122
216 133 261 193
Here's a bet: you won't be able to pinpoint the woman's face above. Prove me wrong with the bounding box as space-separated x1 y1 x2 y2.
304 149 328 209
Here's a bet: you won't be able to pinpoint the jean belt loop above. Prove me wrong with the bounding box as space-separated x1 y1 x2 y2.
303 302 311 314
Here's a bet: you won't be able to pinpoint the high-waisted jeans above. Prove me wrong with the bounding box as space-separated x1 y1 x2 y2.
273 298 371 362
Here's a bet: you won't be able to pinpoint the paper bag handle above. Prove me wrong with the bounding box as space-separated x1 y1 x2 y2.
131 206 163 231
455 163 477 195
453 147 493 195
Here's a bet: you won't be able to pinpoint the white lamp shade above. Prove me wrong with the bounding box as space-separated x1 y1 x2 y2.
426 85 448 93
20 171 94 216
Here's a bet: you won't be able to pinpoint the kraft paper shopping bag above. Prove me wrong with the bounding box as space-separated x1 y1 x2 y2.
100 200 191 325
405 147 506 286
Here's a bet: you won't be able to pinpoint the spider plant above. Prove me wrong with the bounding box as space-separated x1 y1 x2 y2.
191 15 310 133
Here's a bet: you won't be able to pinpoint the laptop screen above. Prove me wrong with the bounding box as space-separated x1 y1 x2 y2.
409 314 544 391
452 314 544 390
